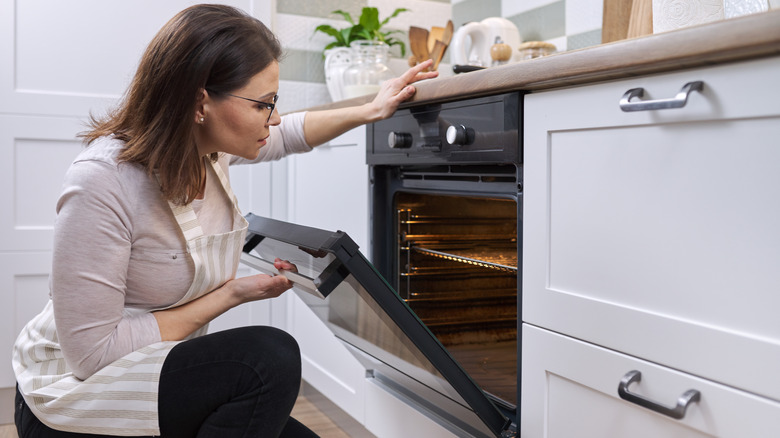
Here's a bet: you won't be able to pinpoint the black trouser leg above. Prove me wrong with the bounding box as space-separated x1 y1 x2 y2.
158 326 319 438
15 326 319 438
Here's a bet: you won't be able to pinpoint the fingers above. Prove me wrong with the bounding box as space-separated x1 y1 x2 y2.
228 272 293 304
274 257 298 272
401 59 438 84
261 273 294 295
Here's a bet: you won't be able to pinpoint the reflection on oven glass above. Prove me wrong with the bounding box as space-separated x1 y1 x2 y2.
297 275 467 403
397 192 518 407
252 236 469 404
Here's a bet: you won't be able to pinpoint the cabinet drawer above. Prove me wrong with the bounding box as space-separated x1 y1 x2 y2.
521 324 780 438
522 56 780 401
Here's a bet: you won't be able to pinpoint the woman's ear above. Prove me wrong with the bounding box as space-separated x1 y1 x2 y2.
195 88 208 124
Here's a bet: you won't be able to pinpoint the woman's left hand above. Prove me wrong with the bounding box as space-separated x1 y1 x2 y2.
302 59 439 147
368 59 439 120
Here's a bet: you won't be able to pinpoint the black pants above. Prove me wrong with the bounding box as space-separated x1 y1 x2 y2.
15 326 320 438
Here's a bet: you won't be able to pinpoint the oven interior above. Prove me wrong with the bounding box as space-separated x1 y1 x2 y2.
395 191 518 408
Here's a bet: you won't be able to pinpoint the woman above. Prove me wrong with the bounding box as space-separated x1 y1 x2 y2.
12 4 437 437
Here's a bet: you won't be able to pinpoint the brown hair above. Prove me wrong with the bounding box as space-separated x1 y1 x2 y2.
80 4 282 204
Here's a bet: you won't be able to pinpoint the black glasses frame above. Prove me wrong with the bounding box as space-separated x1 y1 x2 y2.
206 89 278 123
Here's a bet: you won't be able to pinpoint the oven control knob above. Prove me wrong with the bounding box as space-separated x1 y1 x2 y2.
446 124 475 146
388 131 413 149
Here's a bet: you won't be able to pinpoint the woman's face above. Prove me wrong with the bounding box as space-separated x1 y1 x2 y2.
196 61 281 159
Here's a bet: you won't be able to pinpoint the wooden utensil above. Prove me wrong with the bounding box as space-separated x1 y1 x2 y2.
442 20 454 46
627 0 653 39
409 26 430 65
428 26 444 53
602 0 632 43
430 40 447 71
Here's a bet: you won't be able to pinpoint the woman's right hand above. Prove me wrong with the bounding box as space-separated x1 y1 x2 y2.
154 259 297 341
226 272 294 305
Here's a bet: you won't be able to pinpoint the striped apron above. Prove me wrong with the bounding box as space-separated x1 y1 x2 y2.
12 159 248 436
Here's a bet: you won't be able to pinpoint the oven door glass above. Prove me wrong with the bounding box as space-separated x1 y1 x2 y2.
241 213 511 438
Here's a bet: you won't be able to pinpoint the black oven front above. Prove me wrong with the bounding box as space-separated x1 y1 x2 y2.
369 92 522 427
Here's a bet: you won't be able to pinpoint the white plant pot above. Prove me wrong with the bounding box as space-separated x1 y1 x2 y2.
324 47 352 102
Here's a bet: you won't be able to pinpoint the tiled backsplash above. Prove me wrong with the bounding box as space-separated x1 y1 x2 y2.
275 0 605 112
452 0 604 55
275 0 452 113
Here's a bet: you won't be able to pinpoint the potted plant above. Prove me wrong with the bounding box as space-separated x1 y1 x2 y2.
314 7 409 57
315 7 409 101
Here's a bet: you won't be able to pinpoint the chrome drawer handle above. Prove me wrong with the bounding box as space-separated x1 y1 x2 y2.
619 81 703 112
617 370 701 419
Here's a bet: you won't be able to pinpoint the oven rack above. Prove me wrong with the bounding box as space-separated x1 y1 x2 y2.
402 233 516 243
400 266 511 277
411 245 517 273
421 315 517 328
405 287 516 302
400 215 516 225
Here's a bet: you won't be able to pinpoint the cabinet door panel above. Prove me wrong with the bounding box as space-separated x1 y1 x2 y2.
289 294 367 423
523 57 780 401
287 127 368 251
1 252 52 387
0 115 84 252
521 325 780 438
0 0 253 118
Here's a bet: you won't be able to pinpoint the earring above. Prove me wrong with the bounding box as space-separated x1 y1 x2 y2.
198 117 205 124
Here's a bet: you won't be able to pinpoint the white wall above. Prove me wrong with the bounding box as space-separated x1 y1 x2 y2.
0 0 279 424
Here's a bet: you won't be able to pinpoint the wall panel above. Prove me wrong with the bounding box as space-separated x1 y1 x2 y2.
0 2 278 419
0 115 84 251
0 0 256 118
0 252 52 388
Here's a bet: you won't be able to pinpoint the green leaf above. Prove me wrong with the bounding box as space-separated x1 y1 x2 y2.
317 6 408 56
356 29 373 41
381 29 404 38
323 41 341 52
331 9 354 25
341 27 355 45
358 7 380 32
381 8 409 26
313 24 341 39
385 38 406 57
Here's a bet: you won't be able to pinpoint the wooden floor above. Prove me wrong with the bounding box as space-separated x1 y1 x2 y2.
0 424 16 438
0 395 350 438
291 395 351 438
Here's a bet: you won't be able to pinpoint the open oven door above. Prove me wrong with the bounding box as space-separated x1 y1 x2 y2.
241 213 514 438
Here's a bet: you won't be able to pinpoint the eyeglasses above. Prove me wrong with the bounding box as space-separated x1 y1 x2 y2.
207 89 278 123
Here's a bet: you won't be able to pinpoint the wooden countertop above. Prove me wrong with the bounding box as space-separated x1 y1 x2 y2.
314 9 780 110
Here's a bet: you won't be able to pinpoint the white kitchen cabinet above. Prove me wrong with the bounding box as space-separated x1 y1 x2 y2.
283 126 372 423
287 126 369 251
286 293 368 425
522 55 780 434
521 324 780 438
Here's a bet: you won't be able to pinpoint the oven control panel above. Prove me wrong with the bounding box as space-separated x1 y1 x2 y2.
368 92 521 165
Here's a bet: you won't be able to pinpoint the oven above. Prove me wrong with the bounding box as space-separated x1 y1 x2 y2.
241 92 521 438
369 92 522 427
